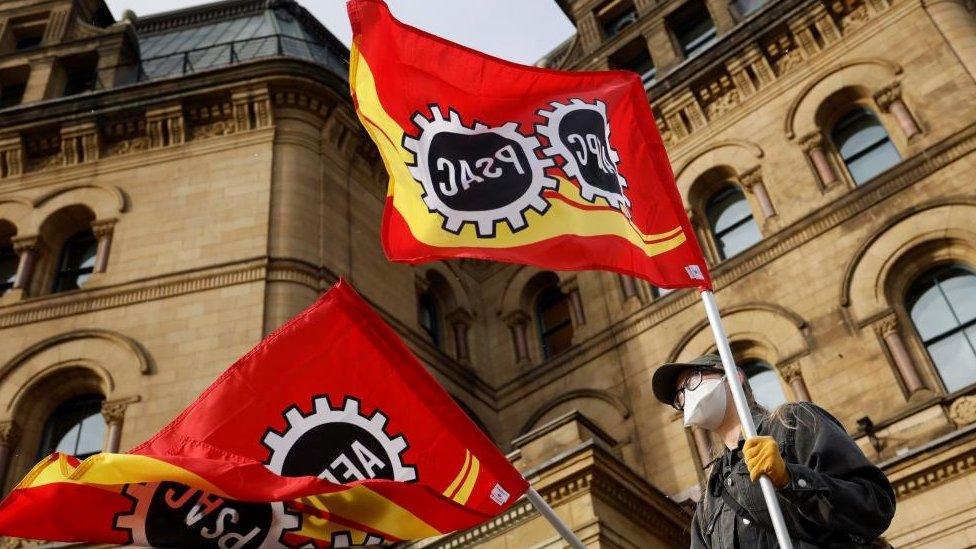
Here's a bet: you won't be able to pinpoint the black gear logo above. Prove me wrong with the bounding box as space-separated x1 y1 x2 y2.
262 396 417 547
114 481 299 548
402 105 558 237
536 99 630 213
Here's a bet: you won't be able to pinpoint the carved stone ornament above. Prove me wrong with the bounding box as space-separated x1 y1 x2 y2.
502 309 530 328
799 131 824 151
10 235 41 255
873 314 899 338
0 420 22 448
739 166 763 190
101 399 130 424
873 82 902 112
949 396 976 426
91 219 117 239
777 361 803 383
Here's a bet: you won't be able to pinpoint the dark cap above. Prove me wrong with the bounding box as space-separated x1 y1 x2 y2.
651 354 724 405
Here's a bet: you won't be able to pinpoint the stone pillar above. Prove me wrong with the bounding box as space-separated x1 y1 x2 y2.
704 0 736 34
577 12 603 54
146 103 186 148
559 276 586 327
739 166 776 220
692 427 714 467
619 274 639 301
874 83 921 140
647 20 680 72
799 131 838 188
22 56 57 103
0 134 23 179
60 122 100 165
11 236 40 294
687 207 718 265
503 310 532 366
777 359 811 402
874 315 926 396
101 400 133 453
0 421 21 486
232 86 274 132
91 219 117 274
923 0 976 82
448 308 472 364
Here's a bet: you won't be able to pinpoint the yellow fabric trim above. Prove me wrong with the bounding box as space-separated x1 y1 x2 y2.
350 46 687 256
453 454 479 506
442 450 471 499
298 485 441 538
18 453 225 495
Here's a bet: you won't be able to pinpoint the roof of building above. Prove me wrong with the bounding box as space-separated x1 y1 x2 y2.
131 0 349 82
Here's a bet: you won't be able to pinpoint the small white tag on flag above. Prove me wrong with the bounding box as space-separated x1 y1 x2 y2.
685 264 705 280
490 483 510 505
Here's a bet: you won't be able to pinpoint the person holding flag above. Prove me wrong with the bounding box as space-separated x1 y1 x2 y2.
652 355 896 548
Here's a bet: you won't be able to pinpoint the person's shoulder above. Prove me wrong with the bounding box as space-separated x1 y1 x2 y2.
777 401 847 432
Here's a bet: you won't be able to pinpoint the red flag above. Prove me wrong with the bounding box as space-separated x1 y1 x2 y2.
349 0 711 290
0 280 527 547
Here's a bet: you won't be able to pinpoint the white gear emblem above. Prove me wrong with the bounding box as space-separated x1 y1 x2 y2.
332 532 384 547
262 396 416 483
115 482 298 549
536 99 630 212
402 105 558 237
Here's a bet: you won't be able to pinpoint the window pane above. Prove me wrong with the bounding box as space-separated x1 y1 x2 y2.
928 331 976 393
942 269 976 324
731 0 766 17
846 141 900 185
0 246 16 291
717 218 762 259
836 118 888 159
710 191 752 233
910 284 958 341
748 369 788 409
544 323 574 357
76 413 107 456
54 424 81 454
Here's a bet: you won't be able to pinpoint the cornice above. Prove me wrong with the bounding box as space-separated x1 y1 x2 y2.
495 121 976 403
890 442 976 500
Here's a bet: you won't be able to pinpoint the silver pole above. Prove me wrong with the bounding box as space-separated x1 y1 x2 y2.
700 290 795 549
525 487 586 549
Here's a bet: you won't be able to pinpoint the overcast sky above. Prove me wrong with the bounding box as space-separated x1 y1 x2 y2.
105 0 576 65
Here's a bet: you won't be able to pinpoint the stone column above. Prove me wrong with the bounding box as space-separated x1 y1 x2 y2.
503 311 531 366
101 400 132 453
874 315 926 396
799 131 838 188
777 359 811 402
739 166 776 221
559 276 586 327
22 56 57 103
647 20 680 72
447 308 472 364
704 0 736 35
687 207 719 265
692 427 714 467
923 0 976 82
874 83 921 140
0 421 21 487
619 274 638 301
91 219 117 274
11 235 40 295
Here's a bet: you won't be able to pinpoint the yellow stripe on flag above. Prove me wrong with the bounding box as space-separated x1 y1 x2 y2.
443 450 471 500
453 454 479 505
298 485 441 539
19 453 224 495
349 44 687 256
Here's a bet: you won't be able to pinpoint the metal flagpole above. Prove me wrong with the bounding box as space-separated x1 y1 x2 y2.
525 487 587 549
700 289 795 549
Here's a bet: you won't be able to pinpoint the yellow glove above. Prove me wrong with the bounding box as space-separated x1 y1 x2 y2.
743 436 790 489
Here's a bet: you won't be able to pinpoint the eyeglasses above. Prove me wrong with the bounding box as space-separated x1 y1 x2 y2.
673 369 705 411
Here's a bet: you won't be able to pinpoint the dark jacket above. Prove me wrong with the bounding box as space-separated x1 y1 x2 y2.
691 403 896 548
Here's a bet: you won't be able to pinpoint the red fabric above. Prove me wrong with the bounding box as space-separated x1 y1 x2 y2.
349 0 712 290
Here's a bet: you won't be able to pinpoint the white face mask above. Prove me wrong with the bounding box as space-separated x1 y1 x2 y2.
683 376 728 430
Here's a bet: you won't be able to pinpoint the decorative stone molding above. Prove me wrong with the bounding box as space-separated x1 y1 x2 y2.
9 235 41 293
949 396 976 426
874 82 922 139
101 398 135 425
146 103 186 148
60 122 100 165
873 82 902 112
892 444 976 499
0 421 22 449
0 134 24 178
777 359 812 401
798 130 823 152
739 165 775 221
102 117 149 158
778 361 803 383
232 87 274 133
872 313 900 338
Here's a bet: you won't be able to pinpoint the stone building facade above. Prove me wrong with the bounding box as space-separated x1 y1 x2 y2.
0 0 974 547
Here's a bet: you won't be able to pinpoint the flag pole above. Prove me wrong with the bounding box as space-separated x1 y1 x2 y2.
525 487 586 549
700 289 795 549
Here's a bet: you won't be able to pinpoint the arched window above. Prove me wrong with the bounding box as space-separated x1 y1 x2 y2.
705 186 761 260
831 108 900 185
536 286 573 359
907 265 976 393
38 395 105 459
53 229 97 293
418 291 440 348
743 360 788 409
0 243 16 294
